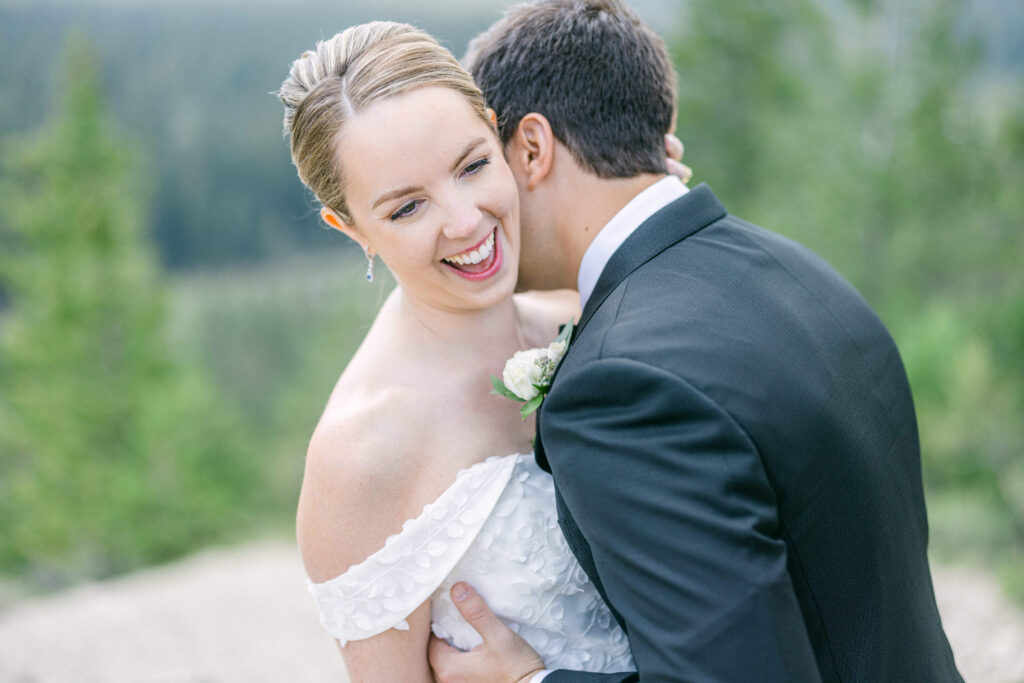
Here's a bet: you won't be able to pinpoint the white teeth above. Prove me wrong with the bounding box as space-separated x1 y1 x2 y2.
444 231 495 266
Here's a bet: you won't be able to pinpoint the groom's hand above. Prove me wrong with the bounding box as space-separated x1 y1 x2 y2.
665 133 693 184
428 582 546 683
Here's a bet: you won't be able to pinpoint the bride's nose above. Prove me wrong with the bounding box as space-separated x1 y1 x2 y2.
441 197 483 241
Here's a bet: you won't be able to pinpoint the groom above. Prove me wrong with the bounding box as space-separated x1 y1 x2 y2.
430 1 962 681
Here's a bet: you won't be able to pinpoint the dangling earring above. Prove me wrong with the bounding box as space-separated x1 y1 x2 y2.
365 250 375 282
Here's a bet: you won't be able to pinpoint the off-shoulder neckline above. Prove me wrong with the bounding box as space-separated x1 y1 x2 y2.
307 452 531 588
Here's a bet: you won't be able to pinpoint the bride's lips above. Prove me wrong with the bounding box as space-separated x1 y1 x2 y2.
441 229 502 281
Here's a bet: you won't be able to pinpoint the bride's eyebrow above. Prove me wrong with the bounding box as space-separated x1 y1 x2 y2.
449 137 487 174
372 185 422 210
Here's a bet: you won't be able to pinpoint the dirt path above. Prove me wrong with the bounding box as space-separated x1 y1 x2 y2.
0 539 1021 682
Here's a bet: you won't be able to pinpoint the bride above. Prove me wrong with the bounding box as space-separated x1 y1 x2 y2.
277 21 682 681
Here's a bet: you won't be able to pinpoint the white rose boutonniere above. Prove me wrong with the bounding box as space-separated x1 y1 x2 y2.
491 322 573 418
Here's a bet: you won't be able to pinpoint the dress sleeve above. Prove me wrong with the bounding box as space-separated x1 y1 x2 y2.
306 454 519 645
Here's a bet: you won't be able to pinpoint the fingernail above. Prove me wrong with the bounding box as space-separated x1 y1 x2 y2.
452 582 471 601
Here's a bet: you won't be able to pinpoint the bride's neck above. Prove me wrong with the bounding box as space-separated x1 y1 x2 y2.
394 288 527 356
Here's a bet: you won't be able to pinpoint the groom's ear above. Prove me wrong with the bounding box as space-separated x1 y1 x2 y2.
508 113 555 191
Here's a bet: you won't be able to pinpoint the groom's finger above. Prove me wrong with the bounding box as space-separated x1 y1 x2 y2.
428 633 461 659
665 133 684 161
428 633 464 682
664 133 693 183
450 582 507 642
667 158 693 184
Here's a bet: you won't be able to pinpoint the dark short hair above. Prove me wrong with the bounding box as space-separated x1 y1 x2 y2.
464 0 676 178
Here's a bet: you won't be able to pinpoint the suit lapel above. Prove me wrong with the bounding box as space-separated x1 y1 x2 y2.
536 184 726 474
575 183 727 338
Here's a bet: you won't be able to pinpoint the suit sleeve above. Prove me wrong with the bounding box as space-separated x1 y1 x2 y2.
541 357 821 682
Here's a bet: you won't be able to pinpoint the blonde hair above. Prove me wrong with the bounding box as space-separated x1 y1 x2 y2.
277 22 490 224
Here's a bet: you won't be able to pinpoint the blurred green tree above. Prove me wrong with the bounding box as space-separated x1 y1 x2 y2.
0 35 265 583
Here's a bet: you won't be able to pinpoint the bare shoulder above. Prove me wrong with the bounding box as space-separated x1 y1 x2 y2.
297 385 429 584
514 289 580 346
302 388 439 682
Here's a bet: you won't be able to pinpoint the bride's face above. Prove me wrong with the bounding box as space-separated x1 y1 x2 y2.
336 86 520 314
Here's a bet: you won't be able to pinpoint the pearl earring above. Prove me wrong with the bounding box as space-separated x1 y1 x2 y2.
365 251 375 282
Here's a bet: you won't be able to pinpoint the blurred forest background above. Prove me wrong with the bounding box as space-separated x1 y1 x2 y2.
0 0 1021 602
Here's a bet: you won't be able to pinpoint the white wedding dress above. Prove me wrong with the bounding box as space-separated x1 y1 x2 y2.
306 452 635 673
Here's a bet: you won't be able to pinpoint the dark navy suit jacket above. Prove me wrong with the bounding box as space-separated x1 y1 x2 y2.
534 185 962 682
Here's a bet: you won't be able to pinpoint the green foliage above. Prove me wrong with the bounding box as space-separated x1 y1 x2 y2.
0 36 265 583
673 0 1024 580
167 251 391 513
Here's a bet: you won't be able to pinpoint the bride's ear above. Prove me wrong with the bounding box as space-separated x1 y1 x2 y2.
508 113 555 191
321 207 373 253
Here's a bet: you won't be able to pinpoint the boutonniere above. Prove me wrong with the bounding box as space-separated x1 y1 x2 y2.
491 321 574 419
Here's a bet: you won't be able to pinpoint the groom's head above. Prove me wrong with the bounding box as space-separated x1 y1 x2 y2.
465 0 677 289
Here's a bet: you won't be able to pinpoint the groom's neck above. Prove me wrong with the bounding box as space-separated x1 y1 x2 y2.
558 171 666 285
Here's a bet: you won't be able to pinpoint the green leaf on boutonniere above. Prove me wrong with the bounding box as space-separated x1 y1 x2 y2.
520 393 544 419
490 374 523 401
555 320 574 345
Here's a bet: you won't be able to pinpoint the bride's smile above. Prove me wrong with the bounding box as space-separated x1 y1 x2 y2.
441 228 501 280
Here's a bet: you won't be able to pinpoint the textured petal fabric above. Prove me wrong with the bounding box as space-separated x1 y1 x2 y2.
306 453 634 673
307 454 518 644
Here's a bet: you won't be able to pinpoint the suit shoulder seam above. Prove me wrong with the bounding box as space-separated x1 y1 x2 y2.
730 226 890 388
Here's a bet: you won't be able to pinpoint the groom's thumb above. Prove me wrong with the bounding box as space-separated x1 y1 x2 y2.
451 582 504 641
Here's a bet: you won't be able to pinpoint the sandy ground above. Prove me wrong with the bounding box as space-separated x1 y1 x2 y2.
0 539 1021 682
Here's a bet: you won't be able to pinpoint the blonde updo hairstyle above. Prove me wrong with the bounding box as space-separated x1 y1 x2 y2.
277 22 492 226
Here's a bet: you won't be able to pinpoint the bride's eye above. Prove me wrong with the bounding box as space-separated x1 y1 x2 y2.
389 199 422 222
461 157 490 178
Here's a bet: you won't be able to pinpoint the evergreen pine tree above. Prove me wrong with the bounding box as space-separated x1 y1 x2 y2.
0 35 259 582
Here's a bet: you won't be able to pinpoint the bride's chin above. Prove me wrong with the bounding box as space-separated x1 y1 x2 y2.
469 273 518 310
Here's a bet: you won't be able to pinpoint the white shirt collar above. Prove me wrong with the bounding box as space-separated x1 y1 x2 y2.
577 175 689 309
